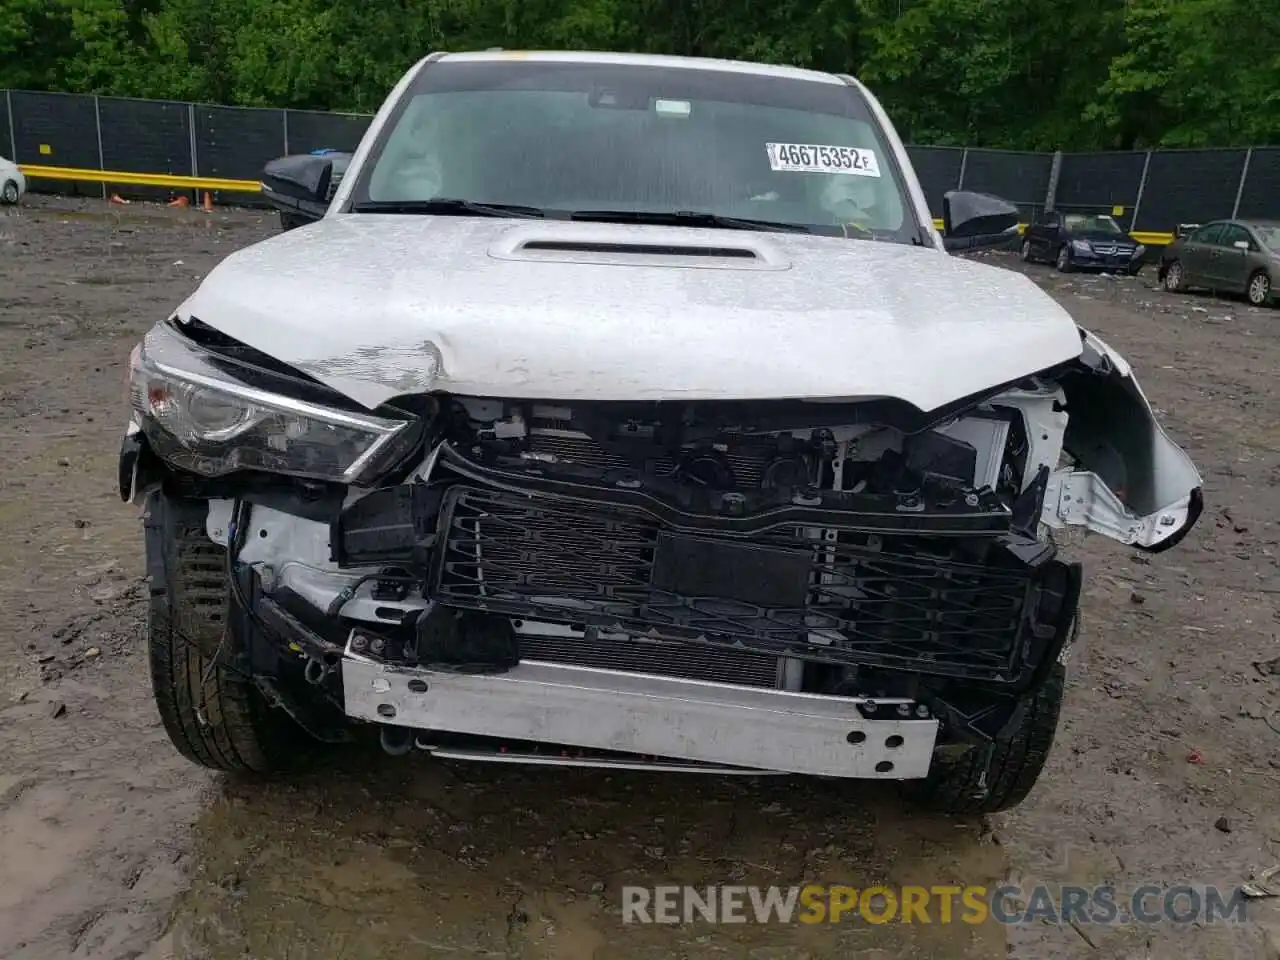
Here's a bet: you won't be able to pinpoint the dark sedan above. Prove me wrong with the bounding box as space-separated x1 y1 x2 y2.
1158 218 1278 307
1020 211 1145 274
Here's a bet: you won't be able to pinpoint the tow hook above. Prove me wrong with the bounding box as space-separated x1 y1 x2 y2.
303 657 335 686
380 725 415 756
972 742 997 799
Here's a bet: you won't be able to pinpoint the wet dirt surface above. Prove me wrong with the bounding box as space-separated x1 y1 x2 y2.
1 195 1277 960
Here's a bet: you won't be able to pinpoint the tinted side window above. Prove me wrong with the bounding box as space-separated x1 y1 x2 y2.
1219 224 1252 248
1190 223 1225 244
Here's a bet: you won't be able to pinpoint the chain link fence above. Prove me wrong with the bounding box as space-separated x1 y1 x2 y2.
3 88 1277 233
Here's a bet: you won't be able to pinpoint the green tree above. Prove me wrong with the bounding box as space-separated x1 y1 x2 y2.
0 0 1275 148
1090 0 1280 147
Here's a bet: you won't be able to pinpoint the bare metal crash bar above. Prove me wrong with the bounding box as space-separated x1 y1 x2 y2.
342 646 939 779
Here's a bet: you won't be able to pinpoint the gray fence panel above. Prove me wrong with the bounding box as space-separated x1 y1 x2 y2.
1054 151 1146 230
9 91 100 195
960 149 1052 223
285 109 371 154
1236 147 1280 220
960 149 1051 202
194 105 285 205
905 145 964 218
100 97 191 174
0 91 12 160
2 84 1275 229
99 97 194 202
1133 148 1247 233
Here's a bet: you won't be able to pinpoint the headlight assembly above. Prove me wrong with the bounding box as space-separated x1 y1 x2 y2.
1070 239 1092 254
129 322 419 485
1133 244 1146 258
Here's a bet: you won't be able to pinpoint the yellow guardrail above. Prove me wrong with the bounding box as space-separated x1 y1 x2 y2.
18 164 261 193
16 166 1181 243
930 218 1175 246
932 218 1028 235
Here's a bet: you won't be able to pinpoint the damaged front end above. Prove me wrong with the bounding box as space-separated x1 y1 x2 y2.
121 315 1201 799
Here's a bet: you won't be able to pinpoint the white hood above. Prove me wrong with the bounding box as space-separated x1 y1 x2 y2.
179 215 1084 411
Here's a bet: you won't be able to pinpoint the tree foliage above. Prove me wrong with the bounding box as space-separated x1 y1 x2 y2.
0 0 1275 148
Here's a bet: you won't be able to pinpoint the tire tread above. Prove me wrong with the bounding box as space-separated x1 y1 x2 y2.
909 665 1065 815
146 496 307 774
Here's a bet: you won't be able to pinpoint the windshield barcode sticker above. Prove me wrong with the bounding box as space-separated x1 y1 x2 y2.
766 143 881 177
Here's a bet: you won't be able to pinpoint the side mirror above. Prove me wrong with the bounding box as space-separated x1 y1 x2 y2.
260 153 352 231
262 154 334 204
941 190 1021 252
1233 240 1251 251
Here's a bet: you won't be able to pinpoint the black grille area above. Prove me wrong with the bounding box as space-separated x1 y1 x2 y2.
517 631 782 688
433 486 1038 683
526 430 775 487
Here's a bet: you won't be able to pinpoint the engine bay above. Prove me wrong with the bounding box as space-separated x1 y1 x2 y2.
439 394 1030 509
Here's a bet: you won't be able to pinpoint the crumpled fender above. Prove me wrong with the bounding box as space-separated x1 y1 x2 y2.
1044 328 1204 551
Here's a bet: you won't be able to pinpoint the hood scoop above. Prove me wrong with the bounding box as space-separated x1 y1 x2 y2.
489 223 791 271
522 239 756 258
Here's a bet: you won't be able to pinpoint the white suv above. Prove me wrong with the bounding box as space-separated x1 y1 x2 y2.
119 50 1203 813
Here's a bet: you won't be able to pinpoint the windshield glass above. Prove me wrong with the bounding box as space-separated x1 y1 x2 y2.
1252 224 1280 250
350 58 921 244
1063 214 1124 235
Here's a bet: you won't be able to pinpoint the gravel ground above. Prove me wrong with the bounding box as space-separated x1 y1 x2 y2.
0 195 1277 960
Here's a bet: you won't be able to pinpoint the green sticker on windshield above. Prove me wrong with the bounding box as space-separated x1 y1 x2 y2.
654 99 691 117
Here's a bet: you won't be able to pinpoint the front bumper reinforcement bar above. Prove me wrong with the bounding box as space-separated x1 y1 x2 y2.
341 650 939 779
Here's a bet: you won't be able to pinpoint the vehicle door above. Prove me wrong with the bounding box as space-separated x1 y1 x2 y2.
1179 222 1224 286
1213 223 1255 292
1030 212 1060 257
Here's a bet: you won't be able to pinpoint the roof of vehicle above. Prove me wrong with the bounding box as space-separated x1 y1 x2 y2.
1192 217 1280 226
435 50 847 86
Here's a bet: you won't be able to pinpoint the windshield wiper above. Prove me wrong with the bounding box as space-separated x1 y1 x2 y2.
350 198 546 219
568 209 813 234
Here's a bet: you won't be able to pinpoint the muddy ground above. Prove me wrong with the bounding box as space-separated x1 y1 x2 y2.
0 195 1277 960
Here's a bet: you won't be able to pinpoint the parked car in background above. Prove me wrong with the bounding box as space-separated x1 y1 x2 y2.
1020 211 1144 275
0 155 26 205
1159 218 1278 307
261 149 352 230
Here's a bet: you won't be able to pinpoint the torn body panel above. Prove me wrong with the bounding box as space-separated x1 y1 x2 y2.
1041 329 1203 550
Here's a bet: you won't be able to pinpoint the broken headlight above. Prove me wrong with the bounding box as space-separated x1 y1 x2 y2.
129 321 417 485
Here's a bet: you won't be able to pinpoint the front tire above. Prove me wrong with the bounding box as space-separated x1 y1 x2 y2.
909 664 1066 815
1 180 18 205
1164 260 1186 292
1247 269 1272 306
145 494 314 773
1055 245 1073 273
1019 239 1034 263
